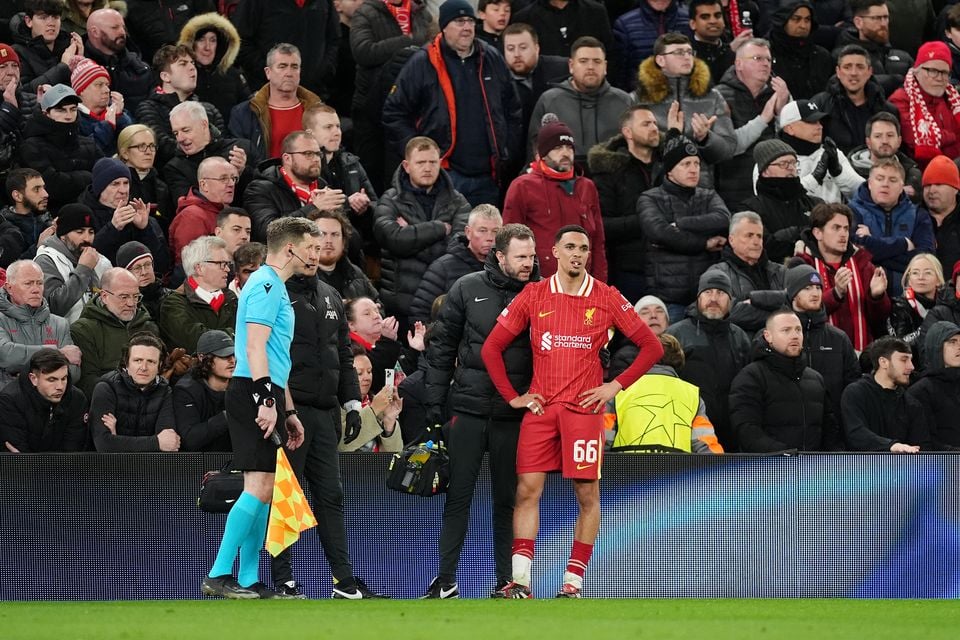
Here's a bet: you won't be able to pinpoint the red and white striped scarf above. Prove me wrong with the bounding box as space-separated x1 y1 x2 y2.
903 68 960 152
803 249 870 352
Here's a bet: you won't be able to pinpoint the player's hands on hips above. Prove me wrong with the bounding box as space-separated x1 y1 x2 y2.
510 392 546 416
579 381 623 413
285 414 305 450
257 403 278 439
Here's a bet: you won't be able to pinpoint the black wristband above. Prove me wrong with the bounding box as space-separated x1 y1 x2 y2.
284 409 298 418
252 377 275 407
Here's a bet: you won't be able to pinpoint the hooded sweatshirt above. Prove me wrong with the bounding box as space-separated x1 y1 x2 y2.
906 320 960 449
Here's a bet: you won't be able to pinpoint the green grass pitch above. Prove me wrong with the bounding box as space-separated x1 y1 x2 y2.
2 599 958 640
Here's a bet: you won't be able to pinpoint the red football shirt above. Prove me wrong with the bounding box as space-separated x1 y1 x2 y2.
495 273 650 412
268 102 305 159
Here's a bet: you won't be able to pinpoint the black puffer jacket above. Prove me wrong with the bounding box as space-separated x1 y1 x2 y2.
769 1 834 99
636 178 731 305
715 65 776 208
832 28 913 98
322 149 379 253
372 167 471 315
0 374 87 453
89 369 175 452
704 245 787 333
886 290 936 347
841 374 932 451
810 76 899 153
286 275 360 410
513 0 614 59
920 201 960 276
162 130 254 205
729 341 838 452
10 14 72 91
135 90 226 166
77 187 171 277
424 249 538 421
129 168 174 233
349 0 434 116
666 309 752 451
587 133 659 276
738 176 823 265
125 0 216 63
906 320 960 450
81 39 153 112
178 12 251 127
317 258 379 303
18 114 101 211
409 233 483 324
172 374 230 452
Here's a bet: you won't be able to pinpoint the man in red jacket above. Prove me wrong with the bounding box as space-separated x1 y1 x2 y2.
889 41 960 169
502 117 607 281
168 156 237 265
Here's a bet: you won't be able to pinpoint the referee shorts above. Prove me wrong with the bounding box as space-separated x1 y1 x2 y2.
226 376 287 472
516 403 604 480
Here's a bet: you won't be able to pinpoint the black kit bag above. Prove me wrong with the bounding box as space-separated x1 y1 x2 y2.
386 438 450 497
198 462 244 513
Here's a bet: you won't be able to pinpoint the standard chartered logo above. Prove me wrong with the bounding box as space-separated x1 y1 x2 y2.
541 331 553 351
540 332 590 351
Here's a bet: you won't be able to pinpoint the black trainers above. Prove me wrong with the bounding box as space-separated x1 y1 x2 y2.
245 581 299 599
490 578 510 599
497 580 533 599
201 575 259 599
421 577 459 599
274 581 308 599
332 576 390 599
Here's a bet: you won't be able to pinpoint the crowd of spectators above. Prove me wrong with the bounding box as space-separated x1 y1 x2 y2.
4 0 960 457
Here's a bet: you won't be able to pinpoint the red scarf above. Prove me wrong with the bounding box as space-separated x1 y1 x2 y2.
279 166 317 205
905 287 930 319
384 0 412 35
728 0 742 37
534 159 575 181
187 276 225 313
350 331 375 351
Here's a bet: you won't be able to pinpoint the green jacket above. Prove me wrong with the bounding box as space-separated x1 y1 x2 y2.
70 297 160 399
158 283 237 353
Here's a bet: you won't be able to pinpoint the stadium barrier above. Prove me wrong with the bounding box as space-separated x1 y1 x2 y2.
1 453 957 600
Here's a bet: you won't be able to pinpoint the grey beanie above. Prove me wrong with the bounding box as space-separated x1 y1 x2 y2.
697 270 733 298
785 264 823 301
754 138 797 174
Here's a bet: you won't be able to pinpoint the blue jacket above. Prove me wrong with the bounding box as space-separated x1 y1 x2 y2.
382 36 522 176
849 182 936 296
612 0 691 91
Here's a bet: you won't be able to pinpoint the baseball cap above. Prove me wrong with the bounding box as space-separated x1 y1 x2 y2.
196 330 235 357
40 84 81 111
779 100 828 129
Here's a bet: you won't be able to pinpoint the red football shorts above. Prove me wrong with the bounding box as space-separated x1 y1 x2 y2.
516 403 604 480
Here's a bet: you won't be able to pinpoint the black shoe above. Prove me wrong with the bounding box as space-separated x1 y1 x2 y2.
490 578 510 599
421 577 459 599
332 576 391 599
201 575 259 600
274 581 308 599
246 581 299 599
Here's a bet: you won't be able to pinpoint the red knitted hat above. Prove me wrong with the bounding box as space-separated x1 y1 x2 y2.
70 57 110 95
915 41 952 70
922 155 960 189
0 43 19 66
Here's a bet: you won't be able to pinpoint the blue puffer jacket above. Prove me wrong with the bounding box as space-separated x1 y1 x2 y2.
849 183 936 296
612 0 691 91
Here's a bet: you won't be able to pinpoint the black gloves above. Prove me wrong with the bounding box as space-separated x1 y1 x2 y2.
811 152 830 184
344 410 362 444
822 137 842 177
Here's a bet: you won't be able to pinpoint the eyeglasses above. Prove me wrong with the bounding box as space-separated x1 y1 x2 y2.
102 290 143 304
131 143 157 152
918 66 950 80
129 261 154 275
745 55 773 64
768 159 799 171
202 260 233 270
286 150 322 159
661 48 695 58
202 175 239 184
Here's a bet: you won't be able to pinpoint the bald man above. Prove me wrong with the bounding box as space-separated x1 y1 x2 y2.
83 9 152 110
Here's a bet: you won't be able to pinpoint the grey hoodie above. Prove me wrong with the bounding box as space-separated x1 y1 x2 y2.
527 78 632 163
0 288 79 387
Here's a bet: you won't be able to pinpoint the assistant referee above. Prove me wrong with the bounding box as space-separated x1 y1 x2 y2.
201 217 319 600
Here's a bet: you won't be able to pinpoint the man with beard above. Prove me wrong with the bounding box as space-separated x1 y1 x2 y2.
503 119 606 282
82 9 152 111
666 270 751 451
847 113 922 202
169 157 238 266
703 211 786 333
244 130 347 243
1 169 53 260
588 105 661 302
729 309 840 452
918 155 960 273
70 267 160 399
841 336 929 451
908 321 960 449
832 0 913 97
422 223 538 599
34 203 112 323
811 45 900 154
313 210 379 302
768 2 833 100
